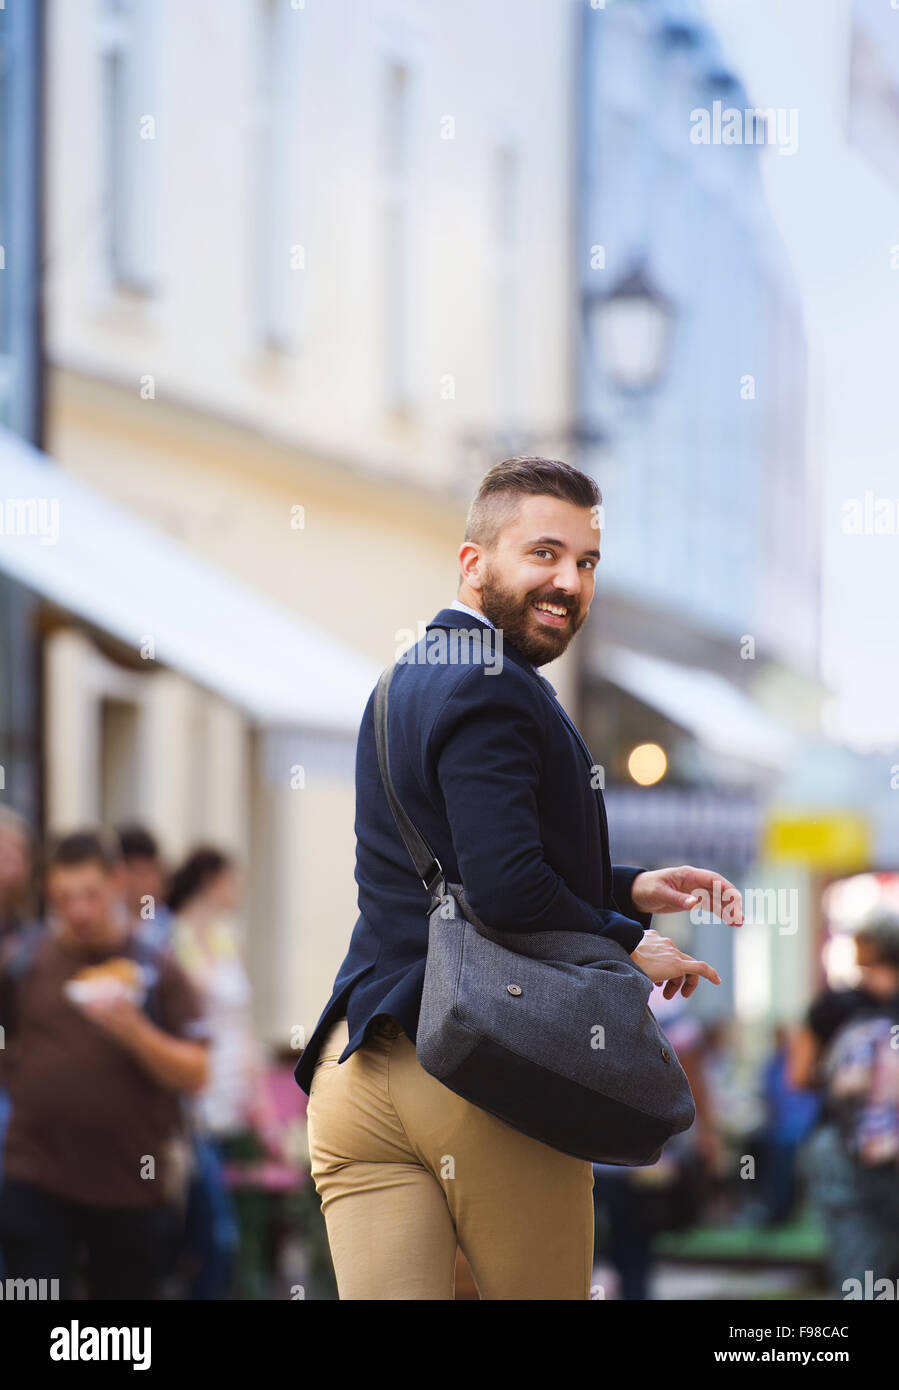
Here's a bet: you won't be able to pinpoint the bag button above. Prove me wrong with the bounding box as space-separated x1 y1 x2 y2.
507 984 522 996
660 1046 671 1063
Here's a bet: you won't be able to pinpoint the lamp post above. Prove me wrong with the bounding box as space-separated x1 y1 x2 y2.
583 259 675 395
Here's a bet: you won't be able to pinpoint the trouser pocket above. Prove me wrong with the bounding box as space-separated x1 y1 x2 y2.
313 1016 350 1069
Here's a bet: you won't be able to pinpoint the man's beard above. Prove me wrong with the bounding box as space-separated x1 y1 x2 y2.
479 570 588 667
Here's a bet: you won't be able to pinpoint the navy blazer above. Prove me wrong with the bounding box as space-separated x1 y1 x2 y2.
294 606 652 1095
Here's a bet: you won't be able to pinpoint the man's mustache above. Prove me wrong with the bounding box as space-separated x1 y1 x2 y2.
528 593 577 613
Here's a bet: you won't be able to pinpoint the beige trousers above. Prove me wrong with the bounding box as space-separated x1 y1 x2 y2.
305 1014 595 1300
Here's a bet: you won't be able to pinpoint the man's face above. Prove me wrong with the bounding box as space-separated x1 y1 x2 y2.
474 494 599 667
855 938 899 1000
48 862 124 946
122 855 164 918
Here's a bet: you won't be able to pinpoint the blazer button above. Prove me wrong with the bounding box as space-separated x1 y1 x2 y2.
507 984 522 996
660 1046 671 1063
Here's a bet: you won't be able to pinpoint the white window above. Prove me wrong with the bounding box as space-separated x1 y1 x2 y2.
252 0 302 352
490 143 521 426
379 57 415 412
97 0 159 294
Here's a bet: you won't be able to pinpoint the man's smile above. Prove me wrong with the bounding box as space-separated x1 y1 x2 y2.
531 599 573 627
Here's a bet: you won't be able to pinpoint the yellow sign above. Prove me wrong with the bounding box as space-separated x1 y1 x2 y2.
762 811 870 871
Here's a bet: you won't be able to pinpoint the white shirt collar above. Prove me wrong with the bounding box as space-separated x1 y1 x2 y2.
449 598 495 629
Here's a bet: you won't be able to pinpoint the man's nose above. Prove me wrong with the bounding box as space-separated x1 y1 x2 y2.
550 561 581 595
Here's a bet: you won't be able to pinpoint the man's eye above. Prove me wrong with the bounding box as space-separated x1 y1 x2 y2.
580 558 597 570
534 549 553 559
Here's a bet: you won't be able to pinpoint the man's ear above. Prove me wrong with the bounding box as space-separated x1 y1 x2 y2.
458 540 484 590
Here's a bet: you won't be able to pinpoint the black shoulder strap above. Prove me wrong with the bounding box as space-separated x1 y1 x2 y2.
373 664 446 905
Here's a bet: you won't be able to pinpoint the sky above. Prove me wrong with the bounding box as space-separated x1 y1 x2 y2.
701 0 899 751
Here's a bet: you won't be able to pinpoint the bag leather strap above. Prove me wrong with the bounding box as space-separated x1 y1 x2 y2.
374 664 446 904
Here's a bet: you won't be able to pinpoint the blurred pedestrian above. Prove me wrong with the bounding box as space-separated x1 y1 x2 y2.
791 908 899 1295
0 807 38 1276
118 824 174 952
0 807 37 948
167 847 278 1298
750 1025 820 1226
593 984 719 1299
0 829 210 1299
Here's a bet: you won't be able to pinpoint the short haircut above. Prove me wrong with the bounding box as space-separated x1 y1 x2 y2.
167 847 233 914
47 828 123 875
117 824 160 861
463 456 601 552
855 908 899 969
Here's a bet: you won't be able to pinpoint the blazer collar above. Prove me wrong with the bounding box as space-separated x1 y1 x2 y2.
425 607 541 680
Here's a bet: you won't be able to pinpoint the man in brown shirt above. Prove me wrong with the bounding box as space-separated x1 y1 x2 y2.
0 829 210 1299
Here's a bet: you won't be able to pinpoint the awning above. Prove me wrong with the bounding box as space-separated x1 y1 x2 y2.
0 428 380 732
595 642 797 772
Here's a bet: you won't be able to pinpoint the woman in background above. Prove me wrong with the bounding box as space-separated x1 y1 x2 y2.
0 807 37 1280
168 847 278 1298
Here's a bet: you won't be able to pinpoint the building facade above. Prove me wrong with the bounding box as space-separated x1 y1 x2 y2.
575 0 821 1030
39 0 580 1042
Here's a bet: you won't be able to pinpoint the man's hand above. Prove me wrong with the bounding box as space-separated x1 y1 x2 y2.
77 992 146 1046
631 865 743 926
629 928 721 999
76 990 209 1092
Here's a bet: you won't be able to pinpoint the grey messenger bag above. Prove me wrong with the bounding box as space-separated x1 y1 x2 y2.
374 662 696 1166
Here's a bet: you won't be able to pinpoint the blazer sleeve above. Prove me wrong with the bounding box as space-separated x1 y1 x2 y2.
611 865 654 934
428 671 645 953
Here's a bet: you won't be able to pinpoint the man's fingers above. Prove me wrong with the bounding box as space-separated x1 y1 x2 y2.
662 970 704 999
717 880 743 925
677 954 720 985
681 867 744 925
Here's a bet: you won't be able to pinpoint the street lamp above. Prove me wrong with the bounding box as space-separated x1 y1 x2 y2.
584 260 675 394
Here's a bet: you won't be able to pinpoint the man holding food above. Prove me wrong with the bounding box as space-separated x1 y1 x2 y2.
0 829 210 1299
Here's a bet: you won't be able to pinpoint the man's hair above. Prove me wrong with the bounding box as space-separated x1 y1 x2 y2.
117 824 160 862
463 456 601 552
47 828 123 875
855 907 899 969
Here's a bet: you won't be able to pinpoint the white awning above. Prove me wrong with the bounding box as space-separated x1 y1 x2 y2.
596 642 797 771
0 428 380 732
